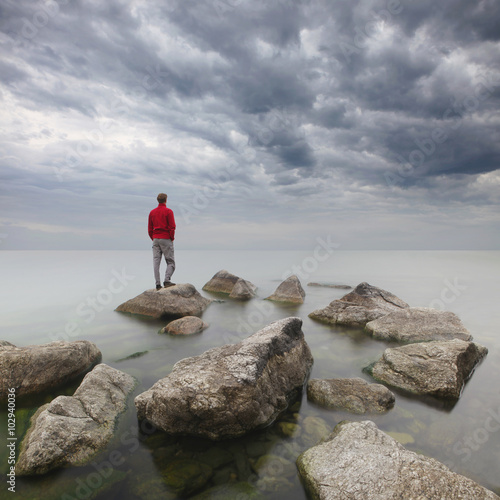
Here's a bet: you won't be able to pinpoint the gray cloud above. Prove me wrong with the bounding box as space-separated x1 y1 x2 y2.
0 0 499 250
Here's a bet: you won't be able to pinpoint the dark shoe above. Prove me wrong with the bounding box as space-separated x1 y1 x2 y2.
163 281 176 288
156 284 162 290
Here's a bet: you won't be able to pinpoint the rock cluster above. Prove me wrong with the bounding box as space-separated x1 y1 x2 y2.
309 282 409 327
135 317 313 440
0 340 101 400
115 283 211 319
307 377 395 414
16 364 135 475
297 420 500 500
265 275 306 304
202 270 256 300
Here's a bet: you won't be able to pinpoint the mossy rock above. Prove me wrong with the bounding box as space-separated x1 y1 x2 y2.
251 454 296 478
301 416 331 446
276 422 301 438
190 481 265 499
387 431 415 445
129 472 177 500
161 459 213 496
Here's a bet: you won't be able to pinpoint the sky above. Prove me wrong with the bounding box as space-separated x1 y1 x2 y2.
0 0 499 251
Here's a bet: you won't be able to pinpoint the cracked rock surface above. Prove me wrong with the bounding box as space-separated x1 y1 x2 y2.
368 339 487 399
135 317 313 440
0 340 101 400
365 307 472 343
297 420 500 500
309 282 409 327
16 364 135 475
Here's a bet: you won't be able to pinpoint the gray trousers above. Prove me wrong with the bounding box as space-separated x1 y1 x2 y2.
152 239 175 285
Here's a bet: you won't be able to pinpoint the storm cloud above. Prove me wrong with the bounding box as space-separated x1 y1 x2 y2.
0 0 499 250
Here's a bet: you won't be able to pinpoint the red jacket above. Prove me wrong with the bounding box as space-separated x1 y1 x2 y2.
148 203 176 241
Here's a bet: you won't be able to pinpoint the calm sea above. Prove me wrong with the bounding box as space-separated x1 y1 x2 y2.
1 250 499 499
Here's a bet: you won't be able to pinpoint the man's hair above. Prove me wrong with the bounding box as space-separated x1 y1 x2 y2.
157 193 167 203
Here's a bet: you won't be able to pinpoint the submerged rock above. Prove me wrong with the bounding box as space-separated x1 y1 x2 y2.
365 307 472 343
162 459 213 497
135 317 313 440
307 282 352 289
309 282 409 327
203 270 256 300
115 283 211 319
265 275 306 304
0 340 101 400
368 339 487 399
16 364 135 475
160 316 208 335
307 377 395 414
297 420 500 500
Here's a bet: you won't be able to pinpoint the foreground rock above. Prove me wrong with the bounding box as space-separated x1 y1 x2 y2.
0 340 101 400
309 282 409 327
203 270 256 299
297 420 500 500
307 377 395 414
160 316 208 335
368 339 487 399
135 317 313 440
115 283 211 319
16 364 135 475
365 307 472 343
265 275 306 304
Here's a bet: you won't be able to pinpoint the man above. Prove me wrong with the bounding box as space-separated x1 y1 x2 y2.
148 193 176 290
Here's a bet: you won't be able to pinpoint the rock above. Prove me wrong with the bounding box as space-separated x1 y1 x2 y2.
203 270 256 299
160 316 209 335
365 307 472 343
307 377 395 414
135 317 313 440
0 340 101 400
309 282 409 327
162 459 213 497
16 364 135 475
297 420 500 500
190 482 265 500
229 278 257 300
301 416 331 447
307 282 352 289
115 283 211 319
368 339 488 399
265 275 306 304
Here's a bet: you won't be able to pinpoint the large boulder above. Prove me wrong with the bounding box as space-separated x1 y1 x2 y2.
307 377 395 414
296 420 500 500
265 275 306 304
203 270 256 299
365 307 472 343
115 283 211 319
160 316 208 335
0 340 101 400
135 317 313 440
16 364 135 475
368 339 487 399
309 282 409 327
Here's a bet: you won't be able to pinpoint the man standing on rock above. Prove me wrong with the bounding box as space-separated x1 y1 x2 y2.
148 193 176 290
